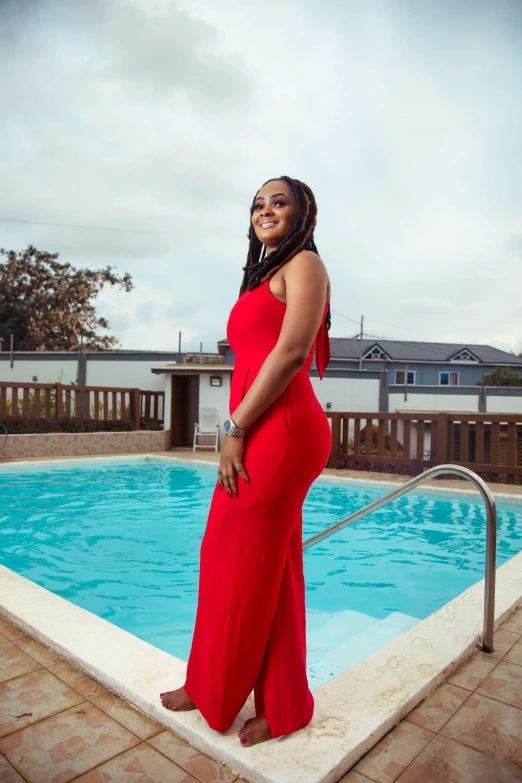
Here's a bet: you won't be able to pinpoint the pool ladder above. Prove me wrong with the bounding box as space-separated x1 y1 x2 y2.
303 464 497 653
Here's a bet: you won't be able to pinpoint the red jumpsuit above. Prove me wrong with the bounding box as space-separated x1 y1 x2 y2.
184 279 331 738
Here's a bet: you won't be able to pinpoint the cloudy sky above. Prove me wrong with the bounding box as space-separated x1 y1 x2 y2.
1 0 521 355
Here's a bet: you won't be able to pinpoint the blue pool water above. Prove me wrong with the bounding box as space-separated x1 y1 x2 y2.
1 457 521 687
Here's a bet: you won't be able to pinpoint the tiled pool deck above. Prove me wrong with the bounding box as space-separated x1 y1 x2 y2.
1 451 522 782
0 611 242 783
1 607 521 783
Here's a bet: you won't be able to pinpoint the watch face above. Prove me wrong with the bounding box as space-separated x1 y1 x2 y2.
224 419 232 434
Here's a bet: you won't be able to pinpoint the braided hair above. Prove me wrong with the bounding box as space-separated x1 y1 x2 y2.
239 175 331 330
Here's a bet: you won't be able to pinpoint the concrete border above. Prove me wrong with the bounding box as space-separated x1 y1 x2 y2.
0 431 169 461
3 452 521 507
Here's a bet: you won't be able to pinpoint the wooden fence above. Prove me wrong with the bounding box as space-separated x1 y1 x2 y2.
0 382 164 429
328 412 522 478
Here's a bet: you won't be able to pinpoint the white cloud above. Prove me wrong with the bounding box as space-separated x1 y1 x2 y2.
1 0 521 355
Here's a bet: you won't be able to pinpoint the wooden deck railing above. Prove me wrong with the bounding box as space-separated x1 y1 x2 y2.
328 412 522 478
0 382 164 428
140 390 164 422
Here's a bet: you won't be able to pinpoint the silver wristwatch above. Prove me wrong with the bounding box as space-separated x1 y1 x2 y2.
223 418 246 437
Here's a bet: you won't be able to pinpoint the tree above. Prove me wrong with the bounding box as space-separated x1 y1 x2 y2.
477 367 522 387
0 245 133 351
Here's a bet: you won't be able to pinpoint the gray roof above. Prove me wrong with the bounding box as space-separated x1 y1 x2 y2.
218 335 522 365
329 338 522 365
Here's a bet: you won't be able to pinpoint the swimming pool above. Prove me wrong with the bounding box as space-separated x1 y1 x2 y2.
1 456 521 688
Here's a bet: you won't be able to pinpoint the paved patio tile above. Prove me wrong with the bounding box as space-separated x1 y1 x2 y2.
397 734 522 782
0 669 84 737
0 753 26 783
13 635 63 667
148 730 237 783
499 607 522 635
0 642 41 684
477 660 522 709
439 692 522 765
337 771 376 783
505 637 522 667
48 660 108 699
0 633 8 645
483 629 520 660
405 683 470 733
0 702 140 783
73 742 199 783
0 623 26 643
446 650 499 690
354 721 434 783
92 693 164 740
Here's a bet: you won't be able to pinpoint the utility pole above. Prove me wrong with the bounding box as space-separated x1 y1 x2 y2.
178 331 182 364
358 315 364 370
10 332 14 369
78 332 87 415
199 341 203 365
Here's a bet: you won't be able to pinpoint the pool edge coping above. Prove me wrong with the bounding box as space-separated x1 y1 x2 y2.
2 451 522 506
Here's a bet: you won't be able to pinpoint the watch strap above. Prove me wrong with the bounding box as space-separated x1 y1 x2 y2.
225 418 246 436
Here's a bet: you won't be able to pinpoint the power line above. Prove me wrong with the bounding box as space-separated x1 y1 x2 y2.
331 308 361 327
362 315 412 334
0 216 213 236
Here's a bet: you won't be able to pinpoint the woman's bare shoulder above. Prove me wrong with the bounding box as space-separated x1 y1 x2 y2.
286 250 327 275
284 251 330 300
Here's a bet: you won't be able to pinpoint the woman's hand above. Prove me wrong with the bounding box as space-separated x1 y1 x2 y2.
218 435 249 496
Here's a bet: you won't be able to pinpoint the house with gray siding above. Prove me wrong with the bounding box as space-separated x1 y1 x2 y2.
219 338 522 387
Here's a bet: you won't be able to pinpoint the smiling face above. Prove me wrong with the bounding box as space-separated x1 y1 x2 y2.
251 179 298 253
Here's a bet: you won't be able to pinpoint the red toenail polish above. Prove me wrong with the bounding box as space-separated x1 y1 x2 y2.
241 738 248 745
160 693 165 696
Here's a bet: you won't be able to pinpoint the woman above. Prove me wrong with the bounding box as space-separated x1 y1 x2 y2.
161 176 331 747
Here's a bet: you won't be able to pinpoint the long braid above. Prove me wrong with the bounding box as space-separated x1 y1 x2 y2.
239 176 331 330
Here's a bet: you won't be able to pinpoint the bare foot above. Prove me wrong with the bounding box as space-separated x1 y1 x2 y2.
160 687 196 712
238 716 272 746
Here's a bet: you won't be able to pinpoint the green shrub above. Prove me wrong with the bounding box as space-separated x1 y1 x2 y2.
0 415 160 434
139 417 163 431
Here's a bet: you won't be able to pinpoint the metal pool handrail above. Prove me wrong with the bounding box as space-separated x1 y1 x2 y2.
303 464 497 653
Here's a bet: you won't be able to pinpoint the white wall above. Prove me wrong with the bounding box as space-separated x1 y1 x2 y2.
0 358 78 385
485 394 522 413
389 391 480 412
163 376 172 430
199 373 231 436
1 355 166 390
194 374 379 435
311 376 380 413
390 390 522 415
86 360 164 391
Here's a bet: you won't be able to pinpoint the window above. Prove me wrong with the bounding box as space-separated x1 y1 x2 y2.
440 372 459 386
395 370 415 385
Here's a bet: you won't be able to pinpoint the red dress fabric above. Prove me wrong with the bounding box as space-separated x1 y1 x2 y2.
184 280 331 738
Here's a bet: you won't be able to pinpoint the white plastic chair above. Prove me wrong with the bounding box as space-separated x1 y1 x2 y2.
193 407 220 452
